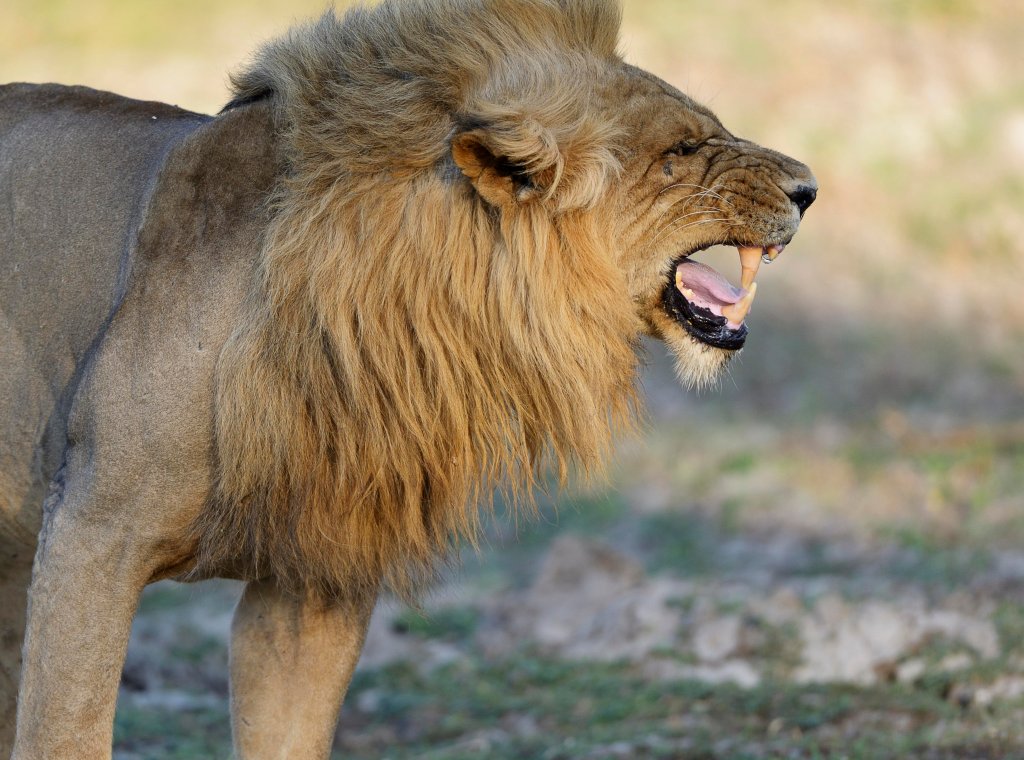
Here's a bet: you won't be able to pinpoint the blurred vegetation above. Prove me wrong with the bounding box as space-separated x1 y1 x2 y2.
332 656 1021 759
5 0 1024 757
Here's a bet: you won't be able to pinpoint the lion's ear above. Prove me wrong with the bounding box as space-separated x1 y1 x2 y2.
450 126 559 207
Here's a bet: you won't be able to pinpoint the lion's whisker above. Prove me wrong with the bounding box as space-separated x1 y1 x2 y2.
649 217 735 251
700 190 734 209
657 182 725 200
638 203 719 258
645 196 719 240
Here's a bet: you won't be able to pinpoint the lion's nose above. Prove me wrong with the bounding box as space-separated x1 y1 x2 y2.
787 184 817 216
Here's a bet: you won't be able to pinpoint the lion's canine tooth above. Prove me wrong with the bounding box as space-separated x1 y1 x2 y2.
738 246 763 290
722 282 757 325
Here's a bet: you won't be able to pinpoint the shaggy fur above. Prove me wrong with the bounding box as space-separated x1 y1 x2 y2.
1 1 818 753
195 0 641 600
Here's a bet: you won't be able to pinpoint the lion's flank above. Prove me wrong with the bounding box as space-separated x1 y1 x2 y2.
192 0 641 600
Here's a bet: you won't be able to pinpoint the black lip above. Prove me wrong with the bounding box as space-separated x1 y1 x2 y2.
663 266 748 351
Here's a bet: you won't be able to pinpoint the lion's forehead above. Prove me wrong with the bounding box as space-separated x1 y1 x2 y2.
588 69 800 190
587 66 730 160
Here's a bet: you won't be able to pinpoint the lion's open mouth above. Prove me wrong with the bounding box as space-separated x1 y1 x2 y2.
663 244 786 351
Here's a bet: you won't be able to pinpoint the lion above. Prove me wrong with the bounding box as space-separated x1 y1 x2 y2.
0 0 816 756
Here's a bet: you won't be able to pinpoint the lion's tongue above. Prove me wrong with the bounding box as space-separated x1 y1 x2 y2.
675 260 746 312
675 259 759 329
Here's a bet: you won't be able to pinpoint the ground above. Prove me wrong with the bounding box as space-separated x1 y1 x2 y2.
4 0 1024 757
112 343 1024 758
114 414 1024 758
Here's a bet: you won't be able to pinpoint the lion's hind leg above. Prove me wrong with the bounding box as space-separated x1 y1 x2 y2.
0 537 33 757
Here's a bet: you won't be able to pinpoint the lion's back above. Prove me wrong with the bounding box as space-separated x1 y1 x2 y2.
0 83 208 538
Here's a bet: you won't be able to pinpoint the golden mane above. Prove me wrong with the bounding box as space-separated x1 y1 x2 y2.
192 0 641 600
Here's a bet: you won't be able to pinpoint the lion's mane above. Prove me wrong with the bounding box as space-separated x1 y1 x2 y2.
192 0 641 599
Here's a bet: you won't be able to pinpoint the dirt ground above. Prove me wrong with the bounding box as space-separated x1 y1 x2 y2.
4 0 1024 757
112 343 1024 758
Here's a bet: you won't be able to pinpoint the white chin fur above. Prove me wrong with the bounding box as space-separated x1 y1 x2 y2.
649 308 737 390
667 334 737 390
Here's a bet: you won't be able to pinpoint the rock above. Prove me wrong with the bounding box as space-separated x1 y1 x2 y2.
502 712 540 739
533 534 646 596
815 593 851 627
692 615 742 663
923 610 999 659
854 602 916 664
562 577 686 661
358 604 420 668
937 652 973 673
749 587 805 626
358 601 477 672
447 729 509 753
896 658 926 683
483 536 688 662
975 676 1024 706
599 741 636 758
795 596 1000 685
123 689 222 712
355 688 384 713
993 550 1024 581
795 598 911 684
522 535 646 652
643 658 761 688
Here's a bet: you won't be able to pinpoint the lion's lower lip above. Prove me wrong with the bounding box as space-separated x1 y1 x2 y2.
662 278 748 351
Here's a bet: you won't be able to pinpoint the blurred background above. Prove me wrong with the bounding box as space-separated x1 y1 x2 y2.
4 0 1024 757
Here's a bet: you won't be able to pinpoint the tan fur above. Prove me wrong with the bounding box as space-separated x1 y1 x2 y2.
0 1 817 755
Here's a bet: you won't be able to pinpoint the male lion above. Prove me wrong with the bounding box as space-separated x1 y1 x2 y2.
0 0 816 756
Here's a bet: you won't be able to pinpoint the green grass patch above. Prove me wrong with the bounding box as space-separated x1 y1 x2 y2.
334 654 1021 759
634 512 721 575
392 606 481 642
114 700 231 759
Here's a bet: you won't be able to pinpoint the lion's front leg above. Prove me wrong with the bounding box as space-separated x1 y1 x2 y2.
230 578 376 759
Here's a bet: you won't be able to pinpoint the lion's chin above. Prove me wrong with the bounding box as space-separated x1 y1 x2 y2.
669 335 738 390
646 308 738 390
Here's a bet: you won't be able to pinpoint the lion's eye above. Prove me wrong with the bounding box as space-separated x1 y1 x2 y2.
666 140 702 157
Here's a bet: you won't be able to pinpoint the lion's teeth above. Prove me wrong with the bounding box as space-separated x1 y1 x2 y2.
722 282 757 325
738 246 763 290
765 244 786 262
675 270 697 300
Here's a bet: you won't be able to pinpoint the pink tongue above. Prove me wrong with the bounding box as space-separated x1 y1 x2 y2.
675 260 746 311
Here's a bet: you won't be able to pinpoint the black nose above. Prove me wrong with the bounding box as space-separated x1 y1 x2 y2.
787 185 817 216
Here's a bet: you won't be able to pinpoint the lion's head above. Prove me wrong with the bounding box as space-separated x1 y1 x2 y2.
446 60 817 389
200 0 816 598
